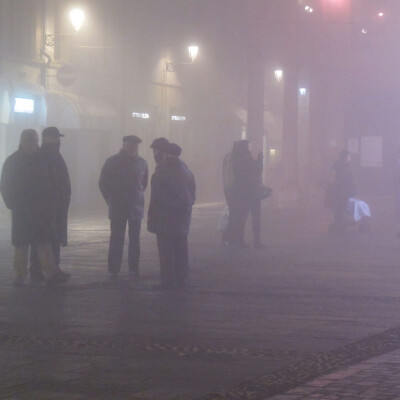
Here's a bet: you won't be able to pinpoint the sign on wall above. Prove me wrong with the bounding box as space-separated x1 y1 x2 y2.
360 136 382 168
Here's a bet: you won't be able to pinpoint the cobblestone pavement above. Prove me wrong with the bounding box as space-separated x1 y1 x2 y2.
268 349 400 400
0 199 400 399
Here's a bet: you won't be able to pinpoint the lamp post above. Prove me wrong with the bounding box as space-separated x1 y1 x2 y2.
40 3 86 89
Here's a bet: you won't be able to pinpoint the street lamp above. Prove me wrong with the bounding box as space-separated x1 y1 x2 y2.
188 45 199 62
166 44 200 72
275 69 283 82
69 8 85 32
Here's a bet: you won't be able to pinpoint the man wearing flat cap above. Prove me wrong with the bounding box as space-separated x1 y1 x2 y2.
30 126 71 281
99 135 148 280
148 141 196 290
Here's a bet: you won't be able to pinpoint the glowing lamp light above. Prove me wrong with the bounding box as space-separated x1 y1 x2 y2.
361 28 368 34
305 5 314 13
69 8 85 32
188 45 199 62
299 88 307 96
274 69 283 82
378 12 384 17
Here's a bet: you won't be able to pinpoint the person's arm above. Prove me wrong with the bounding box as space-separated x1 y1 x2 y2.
0 157 14 210
99 159 112 204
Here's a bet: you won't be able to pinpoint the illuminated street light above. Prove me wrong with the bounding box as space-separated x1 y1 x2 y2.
305 5 314 13
275 69 283 82
378 12 384 17
361 28 368 34
188 45 199 62
299 88 307 96
69 8 85 32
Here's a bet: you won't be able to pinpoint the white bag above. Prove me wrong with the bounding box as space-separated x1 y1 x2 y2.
217 206 229 232
346 198 371 222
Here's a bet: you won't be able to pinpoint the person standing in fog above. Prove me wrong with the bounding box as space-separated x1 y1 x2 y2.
30 127 71 280
0 129 70 286
222 140 262 248
99 135 148 281
148 140 196 290
331 150 356 232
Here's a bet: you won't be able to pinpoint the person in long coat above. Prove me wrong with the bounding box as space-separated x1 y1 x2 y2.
30 127 71 279
148 142 196 290
222 140 260 247
332 150 356 231
0 129 70 286
99 135 148 280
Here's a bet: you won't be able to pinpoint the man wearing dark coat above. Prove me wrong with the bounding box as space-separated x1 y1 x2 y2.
0 129 70 286
30 127 71 279
99 135 148 280
148 140 196 290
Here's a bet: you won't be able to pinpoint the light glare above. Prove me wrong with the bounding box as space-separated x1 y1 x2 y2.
14 98 34 114
188 45 199 62
70 8 85 32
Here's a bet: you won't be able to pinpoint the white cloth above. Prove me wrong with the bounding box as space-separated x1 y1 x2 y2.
346 198 371 222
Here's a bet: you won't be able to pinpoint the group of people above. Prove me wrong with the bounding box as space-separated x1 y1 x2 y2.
0 128 71 286
99 135 196 290
0 129 196 291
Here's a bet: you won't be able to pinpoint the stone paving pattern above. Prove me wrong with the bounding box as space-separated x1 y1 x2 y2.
0 198 400 399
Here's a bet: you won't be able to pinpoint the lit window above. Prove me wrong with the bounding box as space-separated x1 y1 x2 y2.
14 98 34 114
171 115 186 121
132 112 150 119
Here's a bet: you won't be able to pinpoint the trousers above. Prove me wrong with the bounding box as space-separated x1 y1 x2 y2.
14 244 59 279
156 233 189 288
108 217 141 274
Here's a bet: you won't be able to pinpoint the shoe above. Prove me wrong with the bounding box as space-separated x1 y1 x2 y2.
47 271 70 286
13 276 25 287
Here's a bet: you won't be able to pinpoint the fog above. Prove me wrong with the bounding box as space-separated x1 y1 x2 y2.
1 0 399 223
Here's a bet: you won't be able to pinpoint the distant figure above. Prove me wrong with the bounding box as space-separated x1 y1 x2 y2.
0 129 70 286
222 140 262 248
30 127 71 281
330 150 370 233
148 140 196 290
99 135 148 280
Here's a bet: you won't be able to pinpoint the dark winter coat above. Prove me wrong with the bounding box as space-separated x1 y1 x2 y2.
332 161 356 212
38 146 71 246
99 150 148 220
147 157 196 235
0 150 53 246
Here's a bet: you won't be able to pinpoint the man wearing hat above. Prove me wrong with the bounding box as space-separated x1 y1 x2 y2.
30 126 71 280
148 141 196 290
99 135 148 280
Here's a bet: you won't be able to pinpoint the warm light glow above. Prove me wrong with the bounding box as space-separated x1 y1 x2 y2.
188 45 199 62
378 12 384 17
361 28 368 34
299 88 307 96
69 8 85 32
14 98 34 114
305 5 314 13
274 70 283 82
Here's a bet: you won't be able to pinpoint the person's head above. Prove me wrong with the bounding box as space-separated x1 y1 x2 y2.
122 135 141 156
150 137 169 164
166 143 182 158
232 140 250 158
19 129 39 154
42 127 64 151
